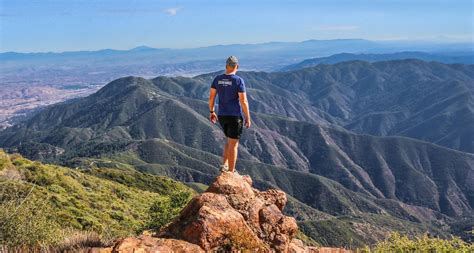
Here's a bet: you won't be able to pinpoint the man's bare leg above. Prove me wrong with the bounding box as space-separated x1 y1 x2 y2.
227 137 239 172
222 138 229 167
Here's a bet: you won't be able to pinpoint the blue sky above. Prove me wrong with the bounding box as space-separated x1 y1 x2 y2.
0 0 472 52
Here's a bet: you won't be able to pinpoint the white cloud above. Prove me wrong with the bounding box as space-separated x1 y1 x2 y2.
164 7 181 16
312 25 359 31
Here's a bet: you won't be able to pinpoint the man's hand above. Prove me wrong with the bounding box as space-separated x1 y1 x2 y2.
209 88 217 123
244 118 251 128
210 112 218 124
238 92 251 129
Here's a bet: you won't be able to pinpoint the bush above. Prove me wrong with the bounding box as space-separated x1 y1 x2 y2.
145 191 192 231
360 232 474 252
219 228 269 252
0 185 62 248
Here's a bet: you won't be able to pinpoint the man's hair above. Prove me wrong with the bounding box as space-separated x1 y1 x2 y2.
226 56 239 67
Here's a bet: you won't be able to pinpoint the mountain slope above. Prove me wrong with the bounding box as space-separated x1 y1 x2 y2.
209 60 474 153
0 149 195 248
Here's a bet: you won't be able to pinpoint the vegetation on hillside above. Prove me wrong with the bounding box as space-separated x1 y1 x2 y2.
298 213 454 248
361 232 474 252
0 149 194 250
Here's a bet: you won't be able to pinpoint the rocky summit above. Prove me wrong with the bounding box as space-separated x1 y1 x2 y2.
89 171 346 252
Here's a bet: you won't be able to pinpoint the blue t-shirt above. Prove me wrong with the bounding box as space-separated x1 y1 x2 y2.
211 73 246 116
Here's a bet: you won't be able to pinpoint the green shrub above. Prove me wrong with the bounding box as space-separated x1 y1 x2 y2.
0 186 62 247
360 232 474 252
145 191 193 231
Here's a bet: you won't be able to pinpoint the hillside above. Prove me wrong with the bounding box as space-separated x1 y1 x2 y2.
0 149 195 249
233 60 474 153
281 52 474 71
0 60 473 246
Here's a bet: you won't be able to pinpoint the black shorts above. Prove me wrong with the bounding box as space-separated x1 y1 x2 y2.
218 115 243 139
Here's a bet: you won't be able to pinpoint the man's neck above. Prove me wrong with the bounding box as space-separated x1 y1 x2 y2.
225 70 237 75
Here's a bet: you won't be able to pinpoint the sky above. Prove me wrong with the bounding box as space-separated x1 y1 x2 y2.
0 0 472 52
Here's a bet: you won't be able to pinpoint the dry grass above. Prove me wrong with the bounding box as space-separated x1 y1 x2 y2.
0 230 111 253
218 228 269 252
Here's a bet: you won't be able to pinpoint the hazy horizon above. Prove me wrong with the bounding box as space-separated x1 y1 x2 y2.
1 38 473 54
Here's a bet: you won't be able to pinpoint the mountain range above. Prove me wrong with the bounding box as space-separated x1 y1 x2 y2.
3 39 471 66
0 59 473 246
281 52 474 71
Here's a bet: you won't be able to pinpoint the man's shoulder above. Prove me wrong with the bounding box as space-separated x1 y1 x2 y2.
232 74 245 82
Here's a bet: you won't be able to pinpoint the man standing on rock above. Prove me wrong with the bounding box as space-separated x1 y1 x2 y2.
209 56 251 173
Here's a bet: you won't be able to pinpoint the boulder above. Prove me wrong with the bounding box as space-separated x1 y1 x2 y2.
159 172 297 252
158 192 261 250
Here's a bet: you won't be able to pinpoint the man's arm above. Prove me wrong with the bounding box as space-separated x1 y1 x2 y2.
238 92 251 128
209 88 218 123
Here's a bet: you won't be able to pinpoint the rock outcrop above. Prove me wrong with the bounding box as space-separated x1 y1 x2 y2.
159 172 301 252
90 172 329 252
